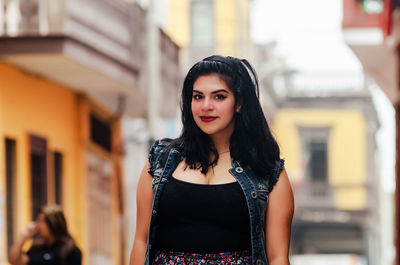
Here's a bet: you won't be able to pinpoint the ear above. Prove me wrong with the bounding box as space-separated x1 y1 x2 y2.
235 100 243 113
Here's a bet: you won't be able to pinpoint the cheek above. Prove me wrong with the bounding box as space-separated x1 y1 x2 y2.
191 101 200 115
41 223 51 232
41 223 48 232
219 103 235 117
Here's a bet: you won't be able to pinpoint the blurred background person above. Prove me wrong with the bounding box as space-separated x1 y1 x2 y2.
8 205 82 265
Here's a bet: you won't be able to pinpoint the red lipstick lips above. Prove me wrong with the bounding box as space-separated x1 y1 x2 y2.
200 116 217 122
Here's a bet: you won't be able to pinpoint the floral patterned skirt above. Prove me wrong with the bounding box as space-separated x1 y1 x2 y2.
152 250 252 265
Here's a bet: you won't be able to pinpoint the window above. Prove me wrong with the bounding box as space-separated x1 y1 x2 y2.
90 113 112 152
30 135 48 218
360 0 383 14
54 151 63 205
5 138 16 251
191 0 214 46
308 140 328 181
299 127 330 182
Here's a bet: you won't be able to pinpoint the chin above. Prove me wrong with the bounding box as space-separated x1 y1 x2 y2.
197 126 218 135
203 131 217 136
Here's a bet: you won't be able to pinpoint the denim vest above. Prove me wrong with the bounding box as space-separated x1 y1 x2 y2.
144 139 285 265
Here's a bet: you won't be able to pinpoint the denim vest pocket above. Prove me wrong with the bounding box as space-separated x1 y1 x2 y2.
151 166 164 191
255 190 268 201
254 183 269 201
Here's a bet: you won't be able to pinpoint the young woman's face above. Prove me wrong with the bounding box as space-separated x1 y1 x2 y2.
191 74 240 139
36 213 53 242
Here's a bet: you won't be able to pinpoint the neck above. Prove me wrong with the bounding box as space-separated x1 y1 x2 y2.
210 134 231 154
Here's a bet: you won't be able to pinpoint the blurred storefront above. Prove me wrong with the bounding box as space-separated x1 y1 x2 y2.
0 0 180 265
342 0 399 264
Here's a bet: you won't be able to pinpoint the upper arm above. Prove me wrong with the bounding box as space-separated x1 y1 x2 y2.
129 161 154 265
135 161 154 241
266 168 294 264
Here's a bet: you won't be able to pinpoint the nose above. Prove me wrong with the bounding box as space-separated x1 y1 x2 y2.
201 96 213 111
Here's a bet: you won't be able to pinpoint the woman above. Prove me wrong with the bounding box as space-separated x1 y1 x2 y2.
130 55 294 265
9 205 82 265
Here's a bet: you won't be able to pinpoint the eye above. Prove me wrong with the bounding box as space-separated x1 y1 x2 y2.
215 94 226 100
193 94 202 100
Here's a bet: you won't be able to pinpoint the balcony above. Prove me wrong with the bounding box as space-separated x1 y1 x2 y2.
0 0 145 105
295 181 335 209
0 0 181 117
294 180 370 227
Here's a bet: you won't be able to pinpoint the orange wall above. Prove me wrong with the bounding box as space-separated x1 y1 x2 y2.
0 63 83 257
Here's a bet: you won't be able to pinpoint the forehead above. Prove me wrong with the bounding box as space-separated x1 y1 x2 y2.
193 74 231 92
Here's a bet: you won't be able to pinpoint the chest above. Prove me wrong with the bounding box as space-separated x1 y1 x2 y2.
172 156 236 185
152 151 271 213
28 245 61 265
159 177 249 225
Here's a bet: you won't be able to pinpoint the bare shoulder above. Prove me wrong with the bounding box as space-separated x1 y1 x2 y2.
137 161 154 200
269 168 294 215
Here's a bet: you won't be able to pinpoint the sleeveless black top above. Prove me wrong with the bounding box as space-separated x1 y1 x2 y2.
154 176 252 253
27 242 81 265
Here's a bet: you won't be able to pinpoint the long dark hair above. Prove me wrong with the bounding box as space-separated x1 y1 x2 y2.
170 55 280 179
37 205 77 265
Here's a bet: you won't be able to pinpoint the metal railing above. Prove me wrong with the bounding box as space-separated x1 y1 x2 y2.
0 0 64 36
295 181 335 209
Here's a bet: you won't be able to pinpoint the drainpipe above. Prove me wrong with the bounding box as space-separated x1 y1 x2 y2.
0 0 4 35
146 0 160 142
395 101 400 265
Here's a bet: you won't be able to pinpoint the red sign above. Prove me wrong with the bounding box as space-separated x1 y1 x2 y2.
342 0 392 38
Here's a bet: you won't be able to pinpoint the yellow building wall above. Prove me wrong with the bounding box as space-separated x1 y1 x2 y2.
215 0 236 56
166 0 190 48
0 63 83 257
167 0 251 58
215 0 251 57
273 109 367 210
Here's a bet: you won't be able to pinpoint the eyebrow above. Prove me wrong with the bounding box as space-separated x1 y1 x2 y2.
193 89 230 94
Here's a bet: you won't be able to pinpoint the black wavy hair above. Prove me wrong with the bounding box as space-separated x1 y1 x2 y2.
170 55 280 179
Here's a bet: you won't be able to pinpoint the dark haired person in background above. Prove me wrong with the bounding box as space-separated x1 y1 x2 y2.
130 55 294 265
9 205 81 265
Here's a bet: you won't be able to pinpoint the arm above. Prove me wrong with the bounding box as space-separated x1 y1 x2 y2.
9 222 37 265
129 161 154 265
266 168 294 265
